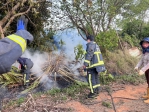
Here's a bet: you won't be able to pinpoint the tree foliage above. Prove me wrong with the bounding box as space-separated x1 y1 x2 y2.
121 19 149 41
96 29 118 51
74 44 85 62
0 0 54 51
50 0 149 39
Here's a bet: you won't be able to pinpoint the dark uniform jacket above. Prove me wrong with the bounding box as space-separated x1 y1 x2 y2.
0 30 33 74
84 41 106 72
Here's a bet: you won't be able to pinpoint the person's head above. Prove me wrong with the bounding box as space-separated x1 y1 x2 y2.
142 41 149 48
86 35 94 43
140 37 149 48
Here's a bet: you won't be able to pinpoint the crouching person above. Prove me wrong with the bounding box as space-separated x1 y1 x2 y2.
83 35 106 98
0 15 33 75
17 57 33 86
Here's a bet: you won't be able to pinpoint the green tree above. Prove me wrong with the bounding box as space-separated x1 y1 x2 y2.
141 22 149 38
50 0 149 39
96 29 118 51
120 19 149 41
74 44 85 62
121 19 143 39
0 0 54 51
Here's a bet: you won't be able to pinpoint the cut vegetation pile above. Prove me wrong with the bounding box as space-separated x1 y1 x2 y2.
0 53 80 93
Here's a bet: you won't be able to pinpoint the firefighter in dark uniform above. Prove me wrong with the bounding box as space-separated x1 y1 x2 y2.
83 35 106 98
17 57 33 86
0 15 33 75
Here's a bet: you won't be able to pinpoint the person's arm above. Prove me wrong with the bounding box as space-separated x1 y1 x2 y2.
17 57 25 66
135 55 143 69
84 43 95 67
141 62 149 72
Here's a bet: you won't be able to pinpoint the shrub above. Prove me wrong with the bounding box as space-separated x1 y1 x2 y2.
104 49 139 75
96 29 118 51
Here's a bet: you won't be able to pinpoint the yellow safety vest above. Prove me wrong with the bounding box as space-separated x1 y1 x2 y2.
7 34 26 53
84 51 104 69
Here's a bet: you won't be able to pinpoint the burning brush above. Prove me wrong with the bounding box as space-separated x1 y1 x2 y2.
0 52 86 93
22 52 78 93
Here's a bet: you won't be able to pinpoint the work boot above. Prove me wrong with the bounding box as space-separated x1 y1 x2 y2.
87 92 97 98
94 88 100 95
142 88 149 99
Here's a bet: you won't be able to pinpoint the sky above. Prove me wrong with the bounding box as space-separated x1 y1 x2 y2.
53 28 87 61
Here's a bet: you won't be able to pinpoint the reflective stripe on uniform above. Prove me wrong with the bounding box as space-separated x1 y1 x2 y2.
89 74 94 93
86 51 104 69
24 74 26 85
86 61 104 68
94 51 100 62
85 60 91 67
7 34 26 52
85 60 90 64
93 84 100 88
94 51 101 54
26 80 29 82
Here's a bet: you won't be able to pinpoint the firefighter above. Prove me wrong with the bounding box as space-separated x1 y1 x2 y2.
135 37 149 103
0 15 33 75
17 57 33 86
83 35 106 98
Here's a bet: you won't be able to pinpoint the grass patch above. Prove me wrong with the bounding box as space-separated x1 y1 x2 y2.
46 88 61 96
104 50 139 75
61 83 88 97
102 101 112 108
4 97 25 109
16 97 25 106
99 70 145 85
115 74 145 85
100 71 115 85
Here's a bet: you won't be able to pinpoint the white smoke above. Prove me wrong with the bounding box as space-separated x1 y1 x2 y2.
22 50 48 76
13 29 87 90
21 50 56 89
54 28 87 75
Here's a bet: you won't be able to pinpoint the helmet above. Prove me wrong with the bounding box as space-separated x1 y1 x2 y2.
87 35 94 41
140 37 149 45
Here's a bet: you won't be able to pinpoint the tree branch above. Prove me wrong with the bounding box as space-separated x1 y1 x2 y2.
3 5 31 33
0 26 4 38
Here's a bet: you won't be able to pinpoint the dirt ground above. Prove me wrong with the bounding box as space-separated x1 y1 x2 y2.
56 83 149 112
2 83 149 112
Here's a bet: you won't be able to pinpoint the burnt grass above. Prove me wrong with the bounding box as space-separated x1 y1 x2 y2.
1 83 88 112
1 74 146 112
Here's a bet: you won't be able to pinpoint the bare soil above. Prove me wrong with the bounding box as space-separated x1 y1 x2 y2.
57 83 149 112
2 83 149 112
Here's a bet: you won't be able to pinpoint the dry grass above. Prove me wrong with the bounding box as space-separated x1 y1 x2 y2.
0 52 79 93
0 66 23 87
104 49 140 75
21 52 79 93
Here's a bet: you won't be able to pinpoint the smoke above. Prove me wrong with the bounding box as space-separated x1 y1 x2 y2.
22 50 48 76
14 29 87 90
54 28 87 75
22 50 57 89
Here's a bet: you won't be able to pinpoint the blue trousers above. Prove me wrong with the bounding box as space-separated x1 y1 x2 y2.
21 59 33 84
86 68 100 93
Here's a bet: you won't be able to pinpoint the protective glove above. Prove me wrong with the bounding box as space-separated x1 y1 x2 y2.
139 70 144 75
17 15 28 31
134 67 139 71
83 65 86 69
17 20 25 31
